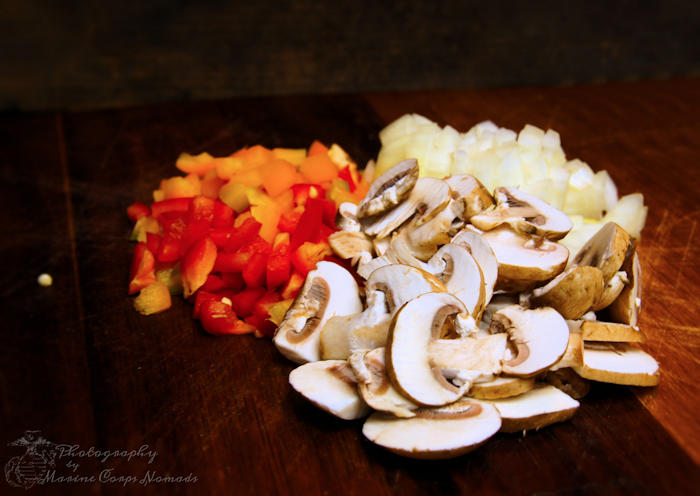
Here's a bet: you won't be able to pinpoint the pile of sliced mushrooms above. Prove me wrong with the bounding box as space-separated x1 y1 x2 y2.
273 159 658 459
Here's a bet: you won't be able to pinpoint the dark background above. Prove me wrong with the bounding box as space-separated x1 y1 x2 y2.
1 0 699 112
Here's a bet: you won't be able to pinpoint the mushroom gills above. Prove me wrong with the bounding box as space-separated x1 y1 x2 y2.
487 384 579 433
362 398 501 459
356 158 419 218
289 360 370 420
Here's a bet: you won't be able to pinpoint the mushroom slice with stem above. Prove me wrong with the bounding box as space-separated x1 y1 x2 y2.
444 174 494 220
273 261 362 364
573 342 659 386
427 243 485 320
480 226 569 293
489 305 570 378
289 360 370 420
361 177 451 239
349 348 417 418
530 265 604 319
578 320 646 343
362 398 501 459
479 294 519 329
320 264 445 359
405 199 462 260
451 229 498 309
487 384 579 433
570 221 631 281
608 248 641 327
592 270 628 311
336 202 362 232
356 158 419 219
468 376 536 400
428 333 508 387
386 292 472 406
328 230 374 260
470 187 573 240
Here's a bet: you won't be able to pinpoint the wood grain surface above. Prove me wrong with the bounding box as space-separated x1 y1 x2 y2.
1 79 699 494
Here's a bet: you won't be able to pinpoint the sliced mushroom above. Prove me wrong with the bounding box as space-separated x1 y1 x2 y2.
571 222 631 281
361 177 451 239
541 368 591 399
451 229 499 309
373 236 390 257
487 384 579 433
530 265 605 319
470 187 573 240
427 243 485 319
592 270 628 311
480 226 569 293
386 292 471 406
468 376 536 400
289 360 370 420
356 254 392 280
489 305 570 378
273 261 363 364
549 330 584 370
573 342 659 386
479 294 519 328
349 348 417 418
384 230 433 273
320 264 444 359
428 334 508 386
608 248 641 327
356 158 419 219
362 398 501 459
336 202 361 232
328 230 374 260
444 174 494 220
578 320 646 342
405 199 462 260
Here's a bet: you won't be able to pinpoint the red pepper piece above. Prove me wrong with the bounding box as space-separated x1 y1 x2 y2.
217 236 272 273
188 195 216 224
151 197 191 220
200 274 227 293
242 252 268 288
290 198 324 251
200 299 255 336
220 271 244 292
318 198 338 229
253 290 282 318
230 287 266 318
338 165 357 192
224 217 262 252
179 220 210 255
127 201 151 222
266 233 291 289
212 200 235 229
291 241 332 276
156 232 182 263
145 232 162 254
192 290 218 319
291 183 323 207
128 243 157 295
245 313 277 338
209 228 233 248
277 209 303 233
181 236 217 298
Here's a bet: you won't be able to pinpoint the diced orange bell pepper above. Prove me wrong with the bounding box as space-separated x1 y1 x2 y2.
215 157 244 180
260 158 300 198
239 145 274 167
299 154 338 184
219 180 250 212
308 140 329 157
133 281 172 315
181 236 217 298
281 271 305 300
272 147 306 166
291 241 332 276
175 152 216 176
129 243 157 295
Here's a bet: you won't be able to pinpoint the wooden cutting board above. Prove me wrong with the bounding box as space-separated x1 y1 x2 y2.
1 79 698 494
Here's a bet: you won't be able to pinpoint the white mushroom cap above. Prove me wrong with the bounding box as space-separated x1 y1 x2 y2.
427 243 485 318
489 305 570 377
487 384 579 433
273 261 363 364
362 398 501 459
470 187 573 240
571 221 631 280
365 263 446 314
451 229 499 310
480 226 569 292
289 360 370 420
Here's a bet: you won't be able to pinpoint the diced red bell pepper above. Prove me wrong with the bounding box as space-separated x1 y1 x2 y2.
212 200 235 229
229 287 266 318
242 253 268 288
209 228 233 248
224 217 262 252
281 271 305 300
188 195 216 224
179 220 210 255
129 243 157 295
156 232 183 263
200 274 227 293
151 197 191 220
220 271 245 292
338 165 357 192
216 236 271 273
291 183 323 207
200 299 255 336
253 291 282 318
318 198 338 229
290 198 323 251
291 241 332 276
193 290 218 319
127 201 151 222
145 232 162 255
181 236 217 298
245 313 277 338
277 209 303 233
267 232 291 289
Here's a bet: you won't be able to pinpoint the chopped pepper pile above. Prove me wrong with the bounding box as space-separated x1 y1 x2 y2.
127 141 369 337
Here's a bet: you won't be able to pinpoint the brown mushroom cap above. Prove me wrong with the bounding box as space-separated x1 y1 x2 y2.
530 265 605 319
571 222 631 281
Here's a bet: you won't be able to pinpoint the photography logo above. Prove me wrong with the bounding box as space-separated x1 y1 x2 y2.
4 430 59 490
